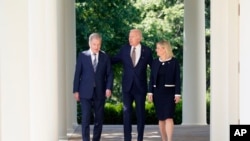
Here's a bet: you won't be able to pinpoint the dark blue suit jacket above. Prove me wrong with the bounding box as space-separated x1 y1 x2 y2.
73 50 113 99
112 44 153 94
148 57 181 94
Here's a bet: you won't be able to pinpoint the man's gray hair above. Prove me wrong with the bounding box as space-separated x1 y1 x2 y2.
89 33 102 43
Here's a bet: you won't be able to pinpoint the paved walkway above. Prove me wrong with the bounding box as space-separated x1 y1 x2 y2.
67 125 209 141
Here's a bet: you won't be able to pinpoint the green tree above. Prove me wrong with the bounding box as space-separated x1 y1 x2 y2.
205 0 211 91
75 0 211 124
75 0 211 101
133 0 184 61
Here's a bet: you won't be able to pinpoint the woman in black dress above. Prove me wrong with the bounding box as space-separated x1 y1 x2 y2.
148 40 181 141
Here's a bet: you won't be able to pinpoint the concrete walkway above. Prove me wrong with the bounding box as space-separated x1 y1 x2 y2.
67 125 209 141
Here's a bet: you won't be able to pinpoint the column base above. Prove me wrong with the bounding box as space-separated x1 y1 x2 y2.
58 136 68 141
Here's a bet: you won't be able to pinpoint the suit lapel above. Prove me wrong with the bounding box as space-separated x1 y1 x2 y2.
85 50 95 72
137 46 145 66
128 45 146 67
127 46 134 67
96 52 103 72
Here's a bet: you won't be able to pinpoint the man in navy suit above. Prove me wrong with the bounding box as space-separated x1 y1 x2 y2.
112 29 153 141
73 33 113 141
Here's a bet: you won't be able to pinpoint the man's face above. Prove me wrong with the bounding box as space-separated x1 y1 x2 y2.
129 30 141 47
89 38 101 54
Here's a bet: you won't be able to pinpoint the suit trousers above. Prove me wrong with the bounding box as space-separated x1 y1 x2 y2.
122 82 146 141
80 88 105 141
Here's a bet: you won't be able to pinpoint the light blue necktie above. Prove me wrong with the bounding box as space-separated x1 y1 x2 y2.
93 53 97 72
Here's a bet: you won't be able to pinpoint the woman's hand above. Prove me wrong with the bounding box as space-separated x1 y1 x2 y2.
174 95 181 103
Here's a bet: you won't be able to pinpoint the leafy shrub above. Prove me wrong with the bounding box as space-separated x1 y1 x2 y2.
174 101 182 124
104 103 123 124
76 100 205 125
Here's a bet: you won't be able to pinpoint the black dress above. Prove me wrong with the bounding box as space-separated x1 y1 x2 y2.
153 60 176 120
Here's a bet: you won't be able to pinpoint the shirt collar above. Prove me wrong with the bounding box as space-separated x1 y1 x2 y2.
132 44 141 49
89 49 99 55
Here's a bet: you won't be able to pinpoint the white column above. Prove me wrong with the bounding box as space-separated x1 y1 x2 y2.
64 0 78 132
210 0 239 141
0 1 30 141
0 47 1 140
239 0 250 124
182 0 206 125
57 0 67 139
29 0 59 140
0 0 70 140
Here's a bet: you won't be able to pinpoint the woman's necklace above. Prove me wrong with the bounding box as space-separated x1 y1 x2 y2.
159 57 172 65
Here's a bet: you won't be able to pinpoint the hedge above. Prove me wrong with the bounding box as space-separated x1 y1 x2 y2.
76 100 210 125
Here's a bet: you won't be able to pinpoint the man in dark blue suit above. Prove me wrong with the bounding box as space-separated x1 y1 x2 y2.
73 33 113 141
112 29 153 141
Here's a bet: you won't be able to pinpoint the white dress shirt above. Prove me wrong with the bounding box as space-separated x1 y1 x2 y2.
89 49 99 65
130 44 141 66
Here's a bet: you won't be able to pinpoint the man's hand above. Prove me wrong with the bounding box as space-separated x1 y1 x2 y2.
147 93 153 102
74 92 80 101
105 89 112 98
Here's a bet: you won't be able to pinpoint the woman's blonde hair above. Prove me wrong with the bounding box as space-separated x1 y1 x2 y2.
157 40 174 58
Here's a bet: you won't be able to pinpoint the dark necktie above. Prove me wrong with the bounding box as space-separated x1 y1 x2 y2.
93 53 97 72
131 47 136 66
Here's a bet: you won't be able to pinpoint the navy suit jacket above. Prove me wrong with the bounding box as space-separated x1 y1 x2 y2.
73 50 113 99
148 57 181 95
112 44 153 94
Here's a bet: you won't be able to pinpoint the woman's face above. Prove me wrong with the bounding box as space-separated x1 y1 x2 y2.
156 44 166 57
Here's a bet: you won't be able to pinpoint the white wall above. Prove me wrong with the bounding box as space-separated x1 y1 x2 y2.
239 0 250 124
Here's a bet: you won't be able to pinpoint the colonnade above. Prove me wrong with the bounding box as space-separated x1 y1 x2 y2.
0 0 76 140
1 0 250 141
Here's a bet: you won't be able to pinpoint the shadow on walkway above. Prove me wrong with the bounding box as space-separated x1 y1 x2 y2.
68 125 210 141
